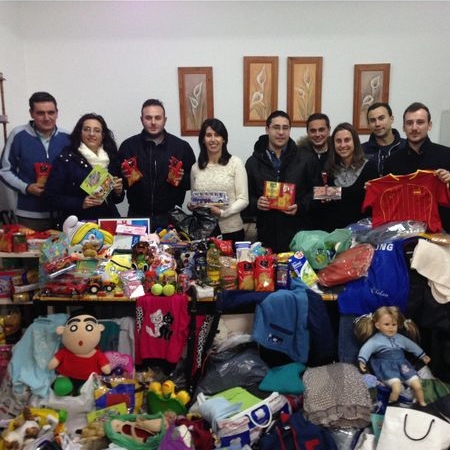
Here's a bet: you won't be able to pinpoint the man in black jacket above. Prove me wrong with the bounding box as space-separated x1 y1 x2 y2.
362 102 405 176
383 101 450 231
245 110 321 253
119 99 196 231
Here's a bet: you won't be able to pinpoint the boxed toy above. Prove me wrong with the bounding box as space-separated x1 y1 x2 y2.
264 181 296 210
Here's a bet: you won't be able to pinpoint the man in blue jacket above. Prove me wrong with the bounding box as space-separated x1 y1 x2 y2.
118 99 196 231
0 92 69 231
362 102 405 176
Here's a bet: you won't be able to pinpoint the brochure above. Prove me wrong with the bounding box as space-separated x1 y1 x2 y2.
81 166 115 202
313 186 342 200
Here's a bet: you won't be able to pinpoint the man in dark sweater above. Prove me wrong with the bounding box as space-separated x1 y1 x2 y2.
362 102 405 176
118 99 196 231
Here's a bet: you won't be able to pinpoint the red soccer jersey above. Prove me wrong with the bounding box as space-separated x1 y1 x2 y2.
362 170 450 232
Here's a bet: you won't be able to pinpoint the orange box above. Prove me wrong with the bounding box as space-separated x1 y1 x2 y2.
264 181 296 210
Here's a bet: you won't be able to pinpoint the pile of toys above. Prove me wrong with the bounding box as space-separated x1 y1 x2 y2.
32 213 336 302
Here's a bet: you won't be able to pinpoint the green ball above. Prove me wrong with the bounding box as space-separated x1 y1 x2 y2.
151 283 163 296
54 377 73 396
163 284 175 296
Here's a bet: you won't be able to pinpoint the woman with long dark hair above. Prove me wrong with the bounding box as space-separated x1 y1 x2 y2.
314 122 378 231
189 118 248 242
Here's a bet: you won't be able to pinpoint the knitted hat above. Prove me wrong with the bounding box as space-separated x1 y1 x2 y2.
63 215 113 247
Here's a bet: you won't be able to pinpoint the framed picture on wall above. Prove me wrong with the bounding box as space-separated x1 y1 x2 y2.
178 67 214 136
243 56 279 126
353 63 390 133
287 57 323 127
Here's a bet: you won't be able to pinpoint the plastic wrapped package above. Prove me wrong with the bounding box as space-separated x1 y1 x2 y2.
194 345 268 397
355 220 427 245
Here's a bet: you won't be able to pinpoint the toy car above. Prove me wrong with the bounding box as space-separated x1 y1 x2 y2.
40 276 89 298
87 275 116 295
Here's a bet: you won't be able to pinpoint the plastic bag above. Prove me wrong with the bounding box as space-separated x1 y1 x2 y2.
169 206 218 240
289 229 352 269
317 243 374 287
355 220 427 245
194 345 268 396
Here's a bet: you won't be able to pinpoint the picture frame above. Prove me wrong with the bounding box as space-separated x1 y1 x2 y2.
243 56 279 126
287 57 323 126
178 67 214 136
353 63 390 133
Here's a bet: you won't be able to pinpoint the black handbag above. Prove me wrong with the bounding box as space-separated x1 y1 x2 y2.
169 206 218 240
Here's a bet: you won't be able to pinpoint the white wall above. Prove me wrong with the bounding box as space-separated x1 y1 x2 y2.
1 1 450 170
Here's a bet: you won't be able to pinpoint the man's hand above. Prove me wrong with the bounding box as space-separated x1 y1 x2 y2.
26 183 45 196
283 203 298 215
257 196 270 211
435 168 450 184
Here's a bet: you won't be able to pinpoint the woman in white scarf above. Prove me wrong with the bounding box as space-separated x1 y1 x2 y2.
45 113 124 225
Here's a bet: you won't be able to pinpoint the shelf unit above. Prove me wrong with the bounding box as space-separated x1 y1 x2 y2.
0 250 40 305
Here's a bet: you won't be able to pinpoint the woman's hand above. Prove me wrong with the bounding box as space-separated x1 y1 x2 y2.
83 195 103 209
209 205 222 217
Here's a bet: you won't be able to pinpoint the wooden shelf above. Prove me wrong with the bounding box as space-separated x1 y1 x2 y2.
0 251 40 258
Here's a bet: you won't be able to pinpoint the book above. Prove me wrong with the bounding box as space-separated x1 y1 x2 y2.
191 190 229 207
81 166 115 202
263 181 296 210
313 186 342 200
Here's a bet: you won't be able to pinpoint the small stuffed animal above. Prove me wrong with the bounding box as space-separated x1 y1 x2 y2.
2 407 40 450
48 313 111 396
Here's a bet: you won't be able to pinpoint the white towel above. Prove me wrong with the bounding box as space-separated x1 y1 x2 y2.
410 239 450 304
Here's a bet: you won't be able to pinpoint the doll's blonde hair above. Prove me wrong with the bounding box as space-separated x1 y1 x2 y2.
354 306 420 343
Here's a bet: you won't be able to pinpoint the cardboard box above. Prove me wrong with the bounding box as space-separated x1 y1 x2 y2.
264 181 296 210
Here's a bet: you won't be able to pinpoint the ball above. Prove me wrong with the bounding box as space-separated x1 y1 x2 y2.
162 284 175 296
151 283 163 296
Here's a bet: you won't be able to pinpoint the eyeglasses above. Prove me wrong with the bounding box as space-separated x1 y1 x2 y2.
82 127 102 134
270 125 290 132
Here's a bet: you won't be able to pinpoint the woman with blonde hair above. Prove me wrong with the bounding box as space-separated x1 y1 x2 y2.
355 306 430 406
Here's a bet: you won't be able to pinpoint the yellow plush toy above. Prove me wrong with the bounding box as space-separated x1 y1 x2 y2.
63 215 113 252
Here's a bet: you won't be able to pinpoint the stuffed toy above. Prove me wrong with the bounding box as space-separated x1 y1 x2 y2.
2 407 40 450
48 312 111 396
63 215 113 253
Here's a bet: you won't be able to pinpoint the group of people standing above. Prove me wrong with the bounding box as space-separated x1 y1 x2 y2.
2 92 450 255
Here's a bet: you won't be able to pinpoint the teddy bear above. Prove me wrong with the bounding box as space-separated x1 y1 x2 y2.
48 312 111 396
82 239 101 258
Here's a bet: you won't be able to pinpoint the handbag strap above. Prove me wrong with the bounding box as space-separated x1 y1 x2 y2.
403 413 435 441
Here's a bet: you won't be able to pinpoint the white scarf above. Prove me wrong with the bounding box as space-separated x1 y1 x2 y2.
78 142 110 169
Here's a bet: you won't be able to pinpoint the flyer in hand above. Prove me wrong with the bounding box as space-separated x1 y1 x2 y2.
81 166 115 202
264 181 296 210
313 186 342 200
191 190 229 207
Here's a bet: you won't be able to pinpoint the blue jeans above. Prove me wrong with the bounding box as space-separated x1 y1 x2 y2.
338 314 360 364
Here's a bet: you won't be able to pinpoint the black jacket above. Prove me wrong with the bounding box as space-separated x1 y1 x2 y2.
45 146 124 224
245 135 321 253
118 130 196 217
362 128 405 176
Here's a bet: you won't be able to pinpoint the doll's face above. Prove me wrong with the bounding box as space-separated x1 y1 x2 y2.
61 314 104 356
374 313 398 337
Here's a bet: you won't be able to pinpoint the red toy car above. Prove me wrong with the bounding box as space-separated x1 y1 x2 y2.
41 276 89 298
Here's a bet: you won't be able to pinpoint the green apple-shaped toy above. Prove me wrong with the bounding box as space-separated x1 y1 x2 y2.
151 283 163 296
162 284 175 296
